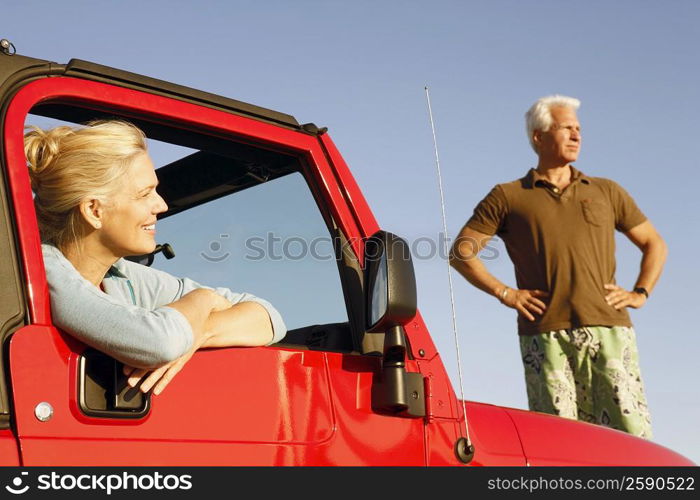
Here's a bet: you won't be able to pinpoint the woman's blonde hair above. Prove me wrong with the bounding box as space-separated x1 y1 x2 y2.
24 120 148 251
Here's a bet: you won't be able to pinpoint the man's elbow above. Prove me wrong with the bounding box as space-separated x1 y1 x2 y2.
449 247 468 271
448 248 459 269
645 234 668 261
658 236 669 262
449 243 478 267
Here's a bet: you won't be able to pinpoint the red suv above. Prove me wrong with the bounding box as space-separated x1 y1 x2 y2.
0 48 693 465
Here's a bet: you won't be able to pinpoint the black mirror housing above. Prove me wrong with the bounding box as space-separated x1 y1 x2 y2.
364 231 417 332
364 231 424 418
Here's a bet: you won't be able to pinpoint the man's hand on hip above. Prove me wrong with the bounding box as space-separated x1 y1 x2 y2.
604 283 647 310
501 289 549 321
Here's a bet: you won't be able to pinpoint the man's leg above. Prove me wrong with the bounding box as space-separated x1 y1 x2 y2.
565 327 596 424
586 325 653 439
519 331 577 419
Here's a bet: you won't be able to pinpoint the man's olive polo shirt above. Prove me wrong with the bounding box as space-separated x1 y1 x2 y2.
466 166 646 335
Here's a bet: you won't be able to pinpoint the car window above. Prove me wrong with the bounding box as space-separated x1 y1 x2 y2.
25 112 355 352
152 170 351 337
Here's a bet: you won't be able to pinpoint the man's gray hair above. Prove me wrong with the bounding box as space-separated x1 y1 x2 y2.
525 95 581 152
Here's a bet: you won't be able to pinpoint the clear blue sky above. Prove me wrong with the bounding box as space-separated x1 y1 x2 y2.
5 0 699 462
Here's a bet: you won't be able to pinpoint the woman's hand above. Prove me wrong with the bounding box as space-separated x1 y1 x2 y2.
121 296 270 395
122 331 211 395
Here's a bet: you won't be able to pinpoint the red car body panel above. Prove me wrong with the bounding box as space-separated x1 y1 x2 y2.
10 325 428 465
0 430 20 466
503 407 695 466
0 61 693 465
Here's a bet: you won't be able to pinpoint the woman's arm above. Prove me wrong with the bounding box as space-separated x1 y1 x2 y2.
164 288 231 344
175 277 286 344
124 295 277 394
43 244 200 369
118 259 287 345
201 301 275 347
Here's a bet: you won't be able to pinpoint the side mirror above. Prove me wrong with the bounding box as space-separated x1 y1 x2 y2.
364 231 423 418
365 231 417 332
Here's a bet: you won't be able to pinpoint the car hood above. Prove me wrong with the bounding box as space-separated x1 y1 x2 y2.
499 405 695 466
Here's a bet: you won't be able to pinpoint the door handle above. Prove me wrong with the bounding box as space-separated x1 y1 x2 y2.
78 348 150 418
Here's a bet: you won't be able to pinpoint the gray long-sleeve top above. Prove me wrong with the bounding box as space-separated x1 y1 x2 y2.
42 243 287 369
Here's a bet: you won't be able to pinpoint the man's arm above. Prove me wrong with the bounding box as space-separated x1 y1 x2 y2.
604 219 668 310
449 225 548 321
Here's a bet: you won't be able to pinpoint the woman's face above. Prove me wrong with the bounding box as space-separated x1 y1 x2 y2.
98 152 168 258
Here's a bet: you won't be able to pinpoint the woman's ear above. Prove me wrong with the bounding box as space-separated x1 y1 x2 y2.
79 199 104 230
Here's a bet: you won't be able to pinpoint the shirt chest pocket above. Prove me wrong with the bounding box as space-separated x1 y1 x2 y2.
581 198 611 227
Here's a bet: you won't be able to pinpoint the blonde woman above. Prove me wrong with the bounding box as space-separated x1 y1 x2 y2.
25 120 286 395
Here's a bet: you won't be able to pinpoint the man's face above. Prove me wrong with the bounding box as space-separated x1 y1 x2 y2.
534 106 581 164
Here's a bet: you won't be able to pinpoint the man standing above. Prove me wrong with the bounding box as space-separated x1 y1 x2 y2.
449 95 666 439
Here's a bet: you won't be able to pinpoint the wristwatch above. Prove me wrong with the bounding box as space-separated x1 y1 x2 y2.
633 287 649 298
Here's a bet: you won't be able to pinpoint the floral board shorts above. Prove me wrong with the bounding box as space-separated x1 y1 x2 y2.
519 325 653 439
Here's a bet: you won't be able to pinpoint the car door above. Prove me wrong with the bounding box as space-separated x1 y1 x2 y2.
3 66 426 465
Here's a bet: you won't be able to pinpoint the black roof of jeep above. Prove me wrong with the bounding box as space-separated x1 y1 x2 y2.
0 52 305 130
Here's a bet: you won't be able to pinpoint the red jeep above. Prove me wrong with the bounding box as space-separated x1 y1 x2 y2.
0 47 693 465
